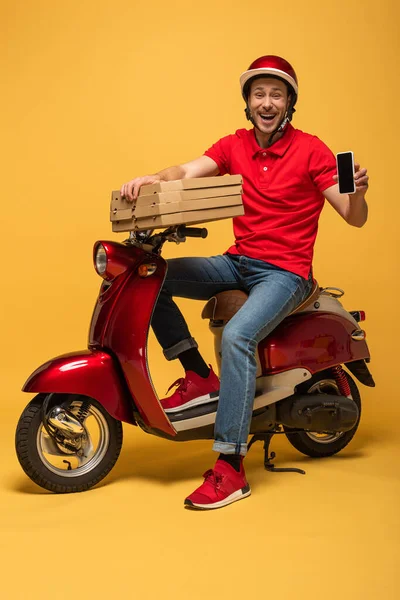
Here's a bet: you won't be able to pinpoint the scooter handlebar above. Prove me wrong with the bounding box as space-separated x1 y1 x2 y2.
176 225 208 239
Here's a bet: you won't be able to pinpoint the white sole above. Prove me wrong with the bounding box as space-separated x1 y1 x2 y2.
185 486 251 510
164 392 219 414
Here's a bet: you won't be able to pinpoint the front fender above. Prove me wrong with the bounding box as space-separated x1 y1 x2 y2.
22 350 135 424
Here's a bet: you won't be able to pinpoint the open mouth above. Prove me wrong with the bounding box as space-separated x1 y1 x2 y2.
260 113 276 123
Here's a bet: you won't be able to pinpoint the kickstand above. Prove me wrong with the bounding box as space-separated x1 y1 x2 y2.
248 432 306 475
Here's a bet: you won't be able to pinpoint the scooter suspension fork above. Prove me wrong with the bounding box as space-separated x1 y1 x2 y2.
76 398 91 423
331 365 351 397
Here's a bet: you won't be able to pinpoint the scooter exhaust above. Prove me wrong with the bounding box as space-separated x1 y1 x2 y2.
276 393 359 432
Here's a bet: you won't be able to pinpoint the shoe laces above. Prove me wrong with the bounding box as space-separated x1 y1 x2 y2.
203 469 223 493
166 377 188 395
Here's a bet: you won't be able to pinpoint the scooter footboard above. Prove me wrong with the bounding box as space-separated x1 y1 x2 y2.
22 349 136 424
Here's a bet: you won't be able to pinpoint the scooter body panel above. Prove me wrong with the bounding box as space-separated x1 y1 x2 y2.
22 349 136 424
124 368 318 441
89 242 176 437
260 311 370 375
89 242 144 345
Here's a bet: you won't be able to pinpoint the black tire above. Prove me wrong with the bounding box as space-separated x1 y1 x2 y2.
15 394 123 493
284 369 361 458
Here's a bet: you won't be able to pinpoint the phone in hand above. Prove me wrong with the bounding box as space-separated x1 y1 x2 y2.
336 151 356 194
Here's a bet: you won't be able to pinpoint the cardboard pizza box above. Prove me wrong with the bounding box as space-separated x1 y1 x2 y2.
110 174 244 232
112 204 244 233
111 184 242 212
136 174 242 196
110 194 243 222
110 177 242 215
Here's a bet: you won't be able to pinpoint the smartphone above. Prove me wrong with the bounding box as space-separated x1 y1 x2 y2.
336 151 355 194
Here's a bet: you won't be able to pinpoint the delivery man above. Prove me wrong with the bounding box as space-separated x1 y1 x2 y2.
120 55 369 510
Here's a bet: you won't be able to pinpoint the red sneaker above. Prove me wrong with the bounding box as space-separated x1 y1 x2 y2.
184 459 251 510
161 366 219 413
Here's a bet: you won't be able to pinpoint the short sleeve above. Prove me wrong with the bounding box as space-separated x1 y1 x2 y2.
204 135 234 176
308 136 337 192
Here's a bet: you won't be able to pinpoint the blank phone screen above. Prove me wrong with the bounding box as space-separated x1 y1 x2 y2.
337 152 355 194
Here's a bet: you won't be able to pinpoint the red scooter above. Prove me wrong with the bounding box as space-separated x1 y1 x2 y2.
16 225 374 492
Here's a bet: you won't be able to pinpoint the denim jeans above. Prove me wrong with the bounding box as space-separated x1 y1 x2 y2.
151 254 312 455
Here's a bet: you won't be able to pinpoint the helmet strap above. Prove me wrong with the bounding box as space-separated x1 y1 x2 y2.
268 95 297 144
267 111 291 147
244 106 256 126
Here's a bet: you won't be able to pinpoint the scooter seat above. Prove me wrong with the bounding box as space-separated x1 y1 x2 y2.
201 279 320 323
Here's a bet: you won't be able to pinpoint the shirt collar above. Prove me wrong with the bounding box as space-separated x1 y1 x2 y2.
249 123 296 158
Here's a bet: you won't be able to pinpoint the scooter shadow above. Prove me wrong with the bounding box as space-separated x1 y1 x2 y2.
12 426 382 495
11 440 213 495
105 426 379 487
14 480 53 495
108 439 215 485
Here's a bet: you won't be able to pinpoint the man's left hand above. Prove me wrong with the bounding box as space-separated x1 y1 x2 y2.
333 162 369 198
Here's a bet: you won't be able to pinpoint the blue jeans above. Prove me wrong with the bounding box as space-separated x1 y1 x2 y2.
151 254 312 455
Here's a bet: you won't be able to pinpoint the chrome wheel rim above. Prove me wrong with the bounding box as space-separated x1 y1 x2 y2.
305 379 348 444
36 401 110 477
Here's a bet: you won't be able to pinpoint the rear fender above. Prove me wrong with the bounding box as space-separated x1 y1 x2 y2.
260 312 371 375
22 350 135 424
345 359 375 387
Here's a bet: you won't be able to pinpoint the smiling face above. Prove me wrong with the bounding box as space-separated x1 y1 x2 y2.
247 77 291 145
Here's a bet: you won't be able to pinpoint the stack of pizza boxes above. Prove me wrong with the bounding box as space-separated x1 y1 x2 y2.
110 175 243 232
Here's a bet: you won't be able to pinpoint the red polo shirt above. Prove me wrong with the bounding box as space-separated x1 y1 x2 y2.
204 124 336 279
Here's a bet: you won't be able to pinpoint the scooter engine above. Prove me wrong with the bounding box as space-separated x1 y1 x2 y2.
276 393 359 433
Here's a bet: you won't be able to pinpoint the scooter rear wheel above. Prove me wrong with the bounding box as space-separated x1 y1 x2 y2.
283 370 361 458
15 394 123 493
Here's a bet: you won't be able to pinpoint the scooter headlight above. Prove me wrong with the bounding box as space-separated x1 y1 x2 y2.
95 244 107 275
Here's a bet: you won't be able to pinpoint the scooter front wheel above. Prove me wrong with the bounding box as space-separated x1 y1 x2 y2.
15 394 123 493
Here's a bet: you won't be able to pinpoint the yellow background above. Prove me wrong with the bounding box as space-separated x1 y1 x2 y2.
1 0 399 598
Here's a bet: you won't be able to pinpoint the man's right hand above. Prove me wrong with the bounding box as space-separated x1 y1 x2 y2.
120 174 161 202
120 157 219 202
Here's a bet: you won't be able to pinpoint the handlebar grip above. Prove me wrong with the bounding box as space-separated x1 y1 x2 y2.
177 225 208 239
